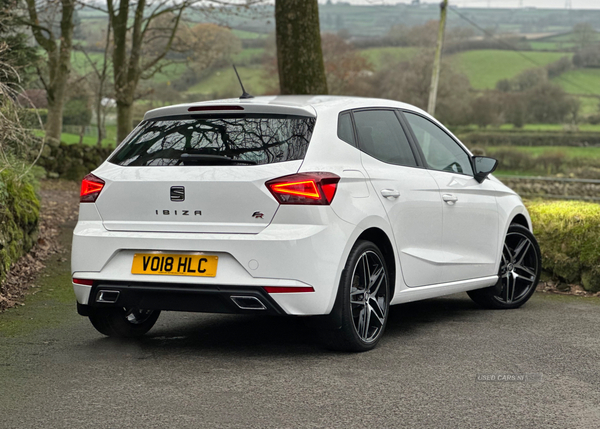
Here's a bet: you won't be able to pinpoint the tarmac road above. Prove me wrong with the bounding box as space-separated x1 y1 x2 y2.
1 223 600 428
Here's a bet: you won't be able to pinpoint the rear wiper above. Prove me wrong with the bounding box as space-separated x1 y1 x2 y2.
179 153 257 165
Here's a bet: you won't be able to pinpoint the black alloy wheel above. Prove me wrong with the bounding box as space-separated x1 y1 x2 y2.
89 307 161 338
468 224 541 309
325 240 390 352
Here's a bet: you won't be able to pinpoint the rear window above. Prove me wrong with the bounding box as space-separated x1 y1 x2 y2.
109 114 316 166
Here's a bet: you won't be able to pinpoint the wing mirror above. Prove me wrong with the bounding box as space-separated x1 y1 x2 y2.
473 156 498 183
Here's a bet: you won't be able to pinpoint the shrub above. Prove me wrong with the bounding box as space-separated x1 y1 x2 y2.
527 200 600 292
17 108 47 128
63 98 92 126
0 162 40 285
490 147 535 171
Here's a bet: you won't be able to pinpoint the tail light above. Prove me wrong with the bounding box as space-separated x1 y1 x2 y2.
72 278 94 286
80 173 105 203
265 172 340 205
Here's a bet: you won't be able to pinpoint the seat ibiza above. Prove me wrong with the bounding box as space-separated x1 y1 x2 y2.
72 96 541 351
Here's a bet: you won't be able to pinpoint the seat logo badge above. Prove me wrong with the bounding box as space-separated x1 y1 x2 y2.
252 211 264 219
170 186 185 202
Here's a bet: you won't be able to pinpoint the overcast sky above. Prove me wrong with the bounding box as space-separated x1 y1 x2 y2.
326 0 600 9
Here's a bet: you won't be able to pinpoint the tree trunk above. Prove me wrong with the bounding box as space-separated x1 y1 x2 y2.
116 101 133 143
25 0 75 143
275 0 328 95
44 96 64 143
78 125 85 145
96 99 104 146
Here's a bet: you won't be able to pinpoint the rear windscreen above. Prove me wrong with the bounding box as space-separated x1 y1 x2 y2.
109 114 316 166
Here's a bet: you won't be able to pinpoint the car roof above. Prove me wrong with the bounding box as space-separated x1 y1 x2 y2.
143 95 429 121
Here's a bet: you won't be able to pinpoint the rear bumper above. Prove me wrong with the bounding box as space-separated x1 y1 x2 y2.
77 281 286 315
72 205 355 316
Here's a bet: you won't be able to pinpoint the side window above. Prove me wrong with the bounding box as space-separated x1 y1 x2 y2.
353 110 417 167
404 112 473 176
337 112 355 146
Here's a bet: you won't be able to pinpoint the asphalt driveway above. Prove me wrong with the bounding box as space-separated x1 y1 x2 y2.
1 222 600 428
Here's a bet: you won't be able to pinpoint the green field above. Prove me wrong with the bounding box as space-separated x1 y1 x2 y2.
34 126 117 147
529 41 576 51
450 50 571 90
187 65 275 97
578 96 600 116
359 47 418 70
553 68 600 96
231 29 267 40
233 48 266 64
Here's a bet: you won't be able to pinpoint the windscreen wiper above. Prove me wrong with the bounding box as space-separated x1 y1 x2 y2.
179 153 257 165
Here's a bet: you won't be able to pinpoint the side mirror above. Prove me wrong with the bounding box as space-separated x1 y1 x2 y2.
473 156 498 183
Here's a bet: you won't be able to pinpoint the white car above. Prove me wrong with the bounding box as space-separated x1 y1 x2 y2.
72 96 541 351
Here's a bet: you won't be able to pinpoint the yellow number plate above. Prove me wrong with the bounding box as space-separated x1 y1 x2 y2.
131 253 218 277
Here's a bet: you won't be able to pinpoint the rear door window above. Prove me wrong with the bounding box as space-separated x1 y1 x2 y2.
109 114 316 166
337 112 355 146
353 110 418 167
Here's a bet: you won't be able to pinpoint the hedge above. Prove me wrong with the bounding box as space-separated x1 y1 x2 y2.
459 132 600 148
0 167 40 285
527 200 600 292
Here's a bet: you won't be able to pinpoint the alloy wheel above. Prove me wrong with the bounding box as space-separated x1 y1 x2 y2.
494 231 539 304
125 308 156 325
350 250 389 343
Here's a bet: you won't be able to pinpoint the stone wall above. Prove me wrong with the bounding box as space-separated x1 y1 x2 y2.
499 177 600 201
35 140 114 180
459 132 600 148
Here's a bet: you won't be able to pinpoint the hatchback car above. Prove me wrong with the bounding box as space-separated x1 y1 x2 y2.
72 96 541 351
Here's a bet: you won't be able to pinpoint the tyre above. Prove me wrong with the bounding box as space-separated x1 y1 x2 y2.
468 224 541 309
88 307 160 338
324 240 390 352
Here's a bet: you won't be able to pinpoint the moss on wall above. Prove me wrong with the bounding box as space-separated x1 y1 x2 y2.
0 168 40 284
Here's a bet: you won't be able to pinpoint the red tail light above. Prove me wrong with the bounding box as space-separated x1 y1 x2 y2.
72 278 94 286
80 173 105 203
266 172 340 205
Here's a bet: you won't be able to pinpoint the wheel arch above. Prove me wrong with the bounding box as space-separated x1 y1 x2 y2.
326 223 399 329
494 206 533 272
511 213 530 230
356 227 397 303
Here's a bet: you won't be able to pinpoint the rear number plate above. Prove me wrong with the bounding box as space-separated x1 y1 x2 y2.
131 253 218 277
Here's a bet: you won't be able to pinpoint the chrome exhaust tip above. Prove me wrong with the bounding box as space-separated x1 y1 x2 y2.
96 290 120 304
230 296 267 310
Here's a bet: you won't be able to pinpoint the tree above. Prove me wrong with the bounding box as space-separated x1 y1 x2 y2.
76 19 112 145
106 0 186 143
23 0 75 142
368 52 472 126
572 23 596 50
525 83 579 124
320 33 372 95
275 0 327 95
0 0 39 87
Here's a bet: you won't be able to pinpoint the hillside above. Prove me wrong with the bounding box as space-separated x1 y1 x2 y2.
449 50 572 90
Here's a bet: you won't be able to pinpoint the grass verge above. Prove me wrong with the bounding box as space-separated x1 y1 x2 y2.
0 223 77 337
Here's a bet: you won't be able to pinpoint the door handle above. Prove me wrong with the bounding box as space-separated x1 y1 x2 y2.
381 189 400 199
442 194 458 204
